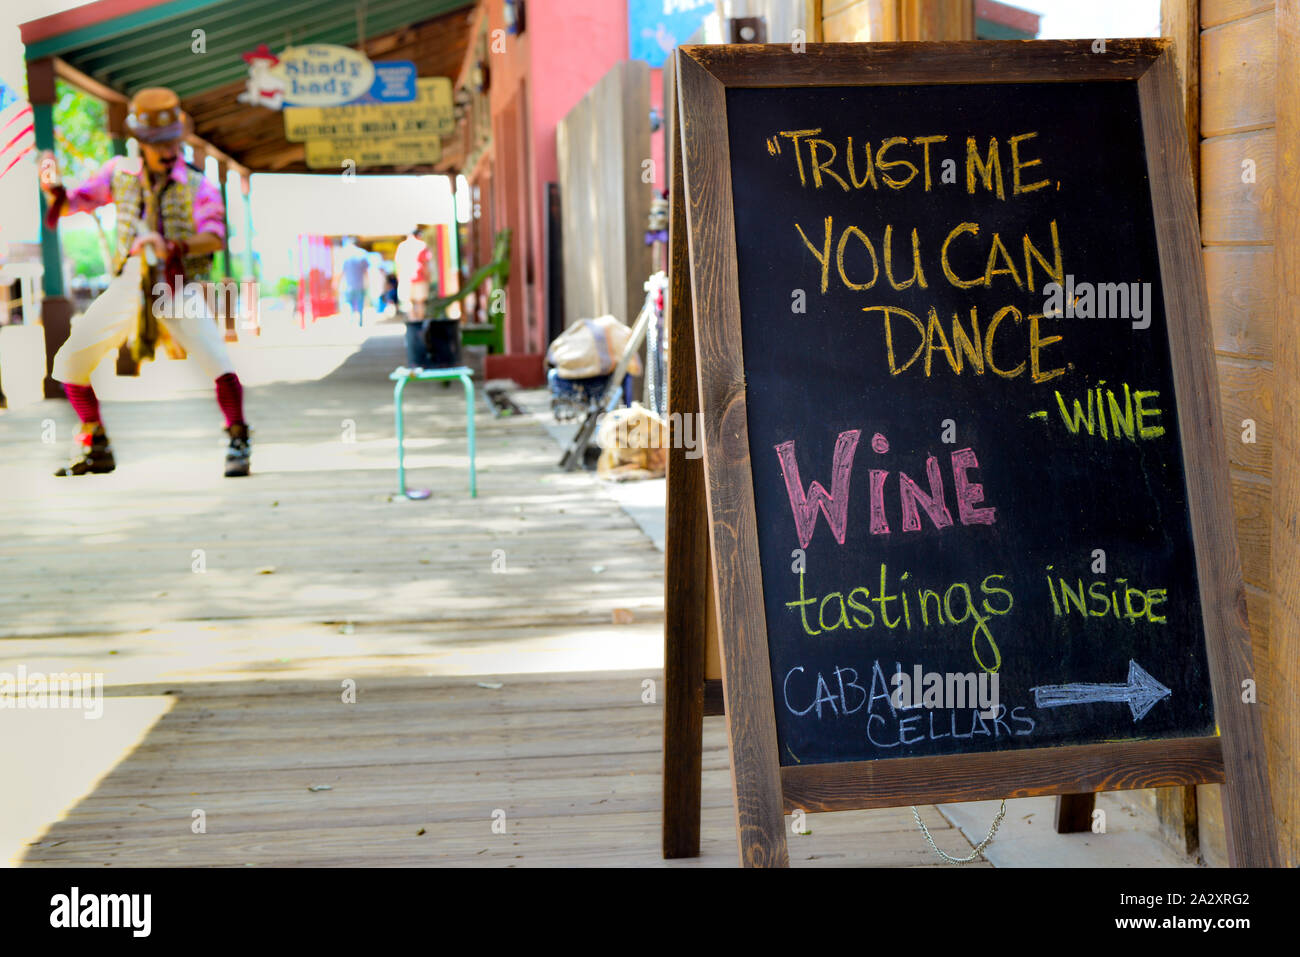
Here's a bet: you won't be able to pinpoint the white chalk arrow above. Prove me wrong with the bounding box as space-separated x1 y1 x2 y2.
1031 660 1172 722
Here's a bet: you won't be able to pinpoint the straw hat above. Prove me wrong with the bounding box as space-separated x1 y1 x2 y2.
125 88 188 144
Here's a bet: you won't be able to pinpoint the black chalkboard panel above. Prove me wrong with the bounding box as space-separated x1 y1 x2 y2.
725 81 1216 767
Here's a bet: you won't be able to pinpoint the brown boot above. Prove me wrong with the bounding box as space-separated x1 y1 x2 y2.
224 423 251 477
54 423 115 476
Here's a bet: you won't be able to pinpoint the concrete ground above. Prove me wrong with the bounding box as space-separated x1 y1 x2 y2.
0 314 1198 866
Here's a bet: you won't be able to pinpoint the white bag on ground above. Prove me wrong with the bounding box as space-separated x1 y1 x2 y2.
595 402 668 481
547 315 642 380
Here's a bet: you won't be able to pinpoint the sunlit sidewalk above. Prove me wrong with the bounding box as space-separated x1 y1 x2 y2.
0 320 1195 866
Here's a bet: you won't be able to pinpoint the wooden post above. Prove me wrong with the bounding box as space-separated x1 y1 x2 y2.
27 58 62 301
26 56 74 398
241 174 256 281
106 100 129 157
1054 794 1095 834
1160 0 1200 194
662 57 709 859
1149 0 1203 854
676 47 790 868
1270 0 1300 869
215 160 237 341
896 0 974 40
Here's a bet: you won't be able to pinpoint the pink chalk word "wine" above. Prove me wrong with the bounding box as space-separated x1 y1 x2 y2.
774 430 996 549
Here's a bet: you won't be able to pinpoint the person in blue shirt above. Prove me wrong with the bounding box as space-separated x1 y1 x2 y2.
337 238 370 325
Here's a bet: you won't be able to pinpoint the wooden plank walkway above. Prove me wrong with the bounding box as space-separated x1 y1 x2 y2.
0 320 979 866
16 673 978 867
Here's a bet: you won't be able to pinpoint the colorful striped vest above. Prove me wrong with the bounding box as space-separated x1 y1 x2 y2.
110 161 215 281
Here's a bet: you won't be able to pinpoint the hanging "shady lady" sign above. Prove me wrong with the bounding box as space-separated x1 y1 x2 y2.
238 43 416 109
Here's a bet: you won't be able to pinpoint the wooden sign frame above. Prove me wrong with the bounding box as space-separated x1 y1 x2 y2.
661 40 1279 868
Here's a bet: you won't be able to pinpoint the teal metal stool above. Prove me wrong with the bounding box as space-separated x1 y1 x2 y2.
390 366 476 498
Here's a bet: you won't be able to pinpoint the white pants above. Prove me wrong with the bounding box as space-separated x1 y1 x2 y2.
52 257 236 386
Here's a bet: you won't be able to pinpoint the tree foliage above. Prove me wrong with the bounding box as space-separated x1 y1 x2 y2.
52 80 112 179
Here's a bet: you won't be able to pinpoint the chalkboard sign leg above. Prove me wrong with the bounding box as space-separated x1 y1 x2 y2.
1054 793 1096 833
662 87 707 859
1156 787 1199 856
676 47 790 868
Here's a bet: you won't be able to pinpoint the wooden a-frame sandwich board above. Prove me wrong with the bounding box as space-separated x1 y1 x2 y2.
660 40 1278 868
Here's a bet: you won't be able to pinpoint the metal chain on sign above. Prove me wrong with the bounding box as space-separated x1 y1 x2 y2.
911 800 1006 865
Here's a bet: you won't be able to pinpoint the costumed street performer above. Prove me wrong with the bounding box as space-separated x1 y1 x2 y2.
39 87 251 477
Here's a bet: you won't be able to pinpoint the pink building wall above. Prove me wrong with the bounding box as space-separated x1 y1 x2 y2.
479 0 663 369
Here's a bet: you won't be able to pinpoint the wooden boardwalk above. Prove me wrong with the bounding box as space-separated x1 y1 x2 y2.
16 673 976 867
0 320 980 866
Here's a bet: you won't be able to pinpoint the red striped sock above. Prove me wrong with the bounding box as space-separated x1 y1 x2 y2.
214 373 244 428
63 383 101 425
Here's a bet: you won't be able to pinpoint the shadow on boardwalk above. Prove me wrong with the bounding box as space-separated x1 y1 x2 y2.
1 324 984 866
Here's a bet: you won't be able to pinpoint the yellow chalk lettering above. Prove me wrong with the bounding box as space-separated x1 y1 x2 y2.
1028 312 1065 384
941 222 983 289
883 224 927 290
984 305 1025 379
965 136 1005 200
808 138 849 192
836 225 879 290
877 136 919 189
794 217 833 293
1009 131 1050 194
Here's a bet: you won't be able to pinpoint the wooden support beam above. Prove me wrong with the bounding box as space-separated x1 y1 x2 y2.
106 100 128 139
662 56 708 858
1156 785 1200 855
1160 0 1200 194
53 56 127 104
26 56 56 105
1151 0 1202 854
1054 793 1095 833
896 0 975 40
185 134 249 179
26 58 64 300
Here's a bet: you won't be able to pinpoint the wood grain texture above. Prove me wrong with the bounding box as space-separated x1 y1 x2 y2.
1138 48 1280 866
783 738 1226 812
1164 1 1201 858
822 0 894 42
1157 785 1200 855
1197 783 1230 866
673 39 1273 865
556 62 653 334
1202 0 1275 28
622 60 655 341
1244 585 1271 677
821 0 862 18
1205 246 1274 359
1217 358 1272 475
14 674 981 868
1200 11 1277 137
661 57 709 861
1270 0 1300 868
896 0 974 40
680 38 1165 87
1201 130 1276 243
1230 471 1270 588
677 47 790 868
1163 0 1200 193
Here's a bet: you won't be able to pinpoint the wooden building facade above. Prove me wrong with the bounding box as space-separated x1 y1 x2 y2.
809 0 1293 867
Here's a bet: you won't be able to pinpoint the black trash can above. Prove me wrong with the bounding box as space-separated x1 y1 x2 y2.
404 320 431 368
421 319 462 369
